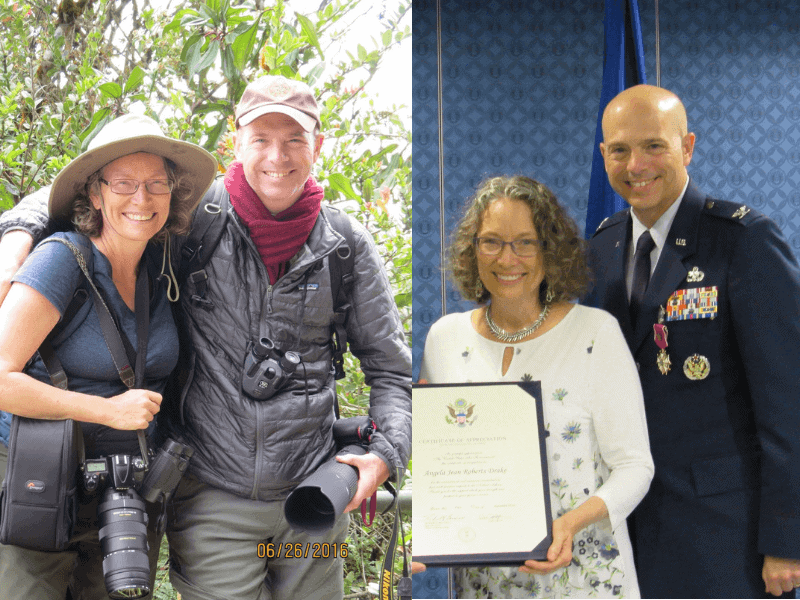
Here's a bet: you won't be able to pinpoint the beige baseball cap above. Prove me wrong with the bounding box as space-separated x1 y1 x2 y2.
235 75 321 132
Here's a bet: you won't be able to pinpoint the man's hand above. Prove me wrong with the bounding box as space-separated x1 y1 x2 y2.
763 555 800 596
336 452 391 513
0 231 34 305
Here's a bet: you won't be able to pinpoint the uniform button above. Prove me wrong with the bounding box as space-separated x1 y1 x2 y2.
636 362 641 371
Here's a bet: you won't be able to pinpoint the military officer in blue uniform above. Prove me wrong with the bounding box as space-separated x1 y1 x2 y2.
586 84 800 598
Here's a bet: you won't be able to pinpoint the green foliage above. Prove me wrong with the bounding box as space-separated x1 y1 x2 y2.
0 0 411 597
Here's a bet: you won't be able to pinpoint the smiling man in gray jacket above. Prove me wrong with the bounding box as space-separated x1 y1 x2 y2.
0 76 411 600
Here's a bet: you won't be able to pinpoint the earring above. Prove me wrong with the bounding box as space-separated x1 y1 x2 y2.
545 286 555 304
475 281 485 300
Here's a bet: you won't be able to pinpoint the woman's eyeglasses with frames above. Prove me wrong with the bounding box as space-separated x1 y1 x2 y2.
473 237 543 257
100 178 174 195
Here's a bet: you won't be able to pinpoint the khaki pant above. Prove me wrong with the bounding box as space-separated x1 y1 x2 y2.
167 475 349 600
0 443 162 600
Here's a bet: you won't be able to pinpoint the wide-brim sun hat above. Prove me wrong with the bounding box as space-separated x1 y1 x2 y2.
49 114 218 220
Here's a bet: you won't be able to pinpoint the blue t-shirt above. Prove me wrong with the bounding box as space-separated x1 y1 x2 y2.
1 232 178 457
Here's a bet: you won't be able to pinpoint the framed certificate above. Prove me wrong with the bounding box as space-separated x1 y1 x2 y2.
412 381 552 567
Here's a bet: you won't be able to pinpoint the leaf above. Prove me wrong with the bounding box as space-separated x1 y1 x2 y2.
191 41 220 77
165 9 197 34
203 119 228 155
124 66 146 93
327 173 359 200
357 44 367 61
181 33 204 65
296 13 322 56
231 14 261 72
80 108 112 149
194 100 231 115
305 62 326 86
221 46 238 83
98 82 122 99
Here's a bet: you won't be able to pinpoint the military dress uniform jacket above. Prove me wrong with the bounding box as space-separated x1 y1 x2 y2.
585 181 800 598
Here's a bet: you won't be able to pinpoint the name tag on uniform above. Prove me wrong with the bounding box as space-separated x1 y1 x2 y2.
665 286 718 321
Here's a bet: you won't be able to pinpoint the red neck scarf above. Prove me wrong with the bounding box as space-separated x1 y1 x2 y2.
225 161 323 284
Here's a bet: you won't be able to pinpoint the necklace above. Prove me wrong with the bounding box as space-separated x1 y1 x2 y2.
485 304 550 343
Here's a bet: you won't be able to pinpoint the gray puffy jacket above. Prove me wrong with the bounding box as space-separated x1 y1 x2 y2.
0 183 412 501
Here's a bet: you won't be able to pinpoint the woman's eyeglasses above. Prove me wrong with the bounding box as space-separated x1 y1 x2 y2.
473 237 543 257
100 178 174 195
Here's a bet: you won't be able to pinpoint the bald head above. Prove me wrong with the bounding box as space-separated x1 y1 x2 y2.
598 85 696 228
602 85 688 141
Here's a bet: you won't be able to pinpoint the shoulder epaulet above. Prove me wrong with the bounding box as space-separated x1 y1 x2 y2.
702 197 760 225
592 209 629 237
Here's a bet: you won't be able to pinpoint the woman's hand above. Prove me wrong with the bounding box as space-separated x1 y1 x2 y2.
519 515 575 575
520 496 609 576
103 389 162 430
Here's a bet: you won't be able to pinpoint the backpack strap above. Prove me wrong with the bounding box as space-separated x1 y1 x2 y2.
177 179 229 308
33 235 95 379
322 205 356 383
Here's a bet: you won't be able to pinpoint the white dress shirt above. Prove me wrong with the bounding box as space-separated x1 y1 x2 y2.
625 177 690 300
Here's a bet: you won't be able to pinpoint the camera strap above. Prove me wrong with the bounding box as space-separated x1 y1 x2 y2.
379 468 411 600
360 491 377 526
39 236 152 465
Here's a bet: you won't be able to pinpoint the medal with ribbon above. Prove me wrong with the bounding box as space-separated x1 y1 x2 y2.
654 306 671 375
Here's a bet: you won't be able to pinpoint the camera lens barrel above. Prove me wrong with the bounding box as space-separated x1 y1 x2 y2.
284 444 366 535
97 487 151 599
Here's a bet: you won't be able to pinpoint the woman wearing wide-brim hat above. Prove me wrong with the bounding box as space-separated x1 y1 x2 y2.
0 114 216 600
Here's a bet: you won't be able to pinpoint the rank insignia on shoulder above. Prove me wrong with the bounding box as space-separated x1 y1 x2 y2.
666 286 718 321
706 201 715 209
732 205 750 219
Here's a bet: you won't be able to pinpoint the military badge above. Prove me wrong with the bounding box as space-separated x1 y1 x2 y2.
732 205 750 219
666 286 718 321
653 323 671 375
683 354 710 380
446 398 476 427
686 267 705 283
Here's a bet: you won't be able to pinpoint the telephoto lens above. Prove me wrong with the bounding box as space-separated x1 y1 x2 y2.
97 487 151 599
284 444 366 535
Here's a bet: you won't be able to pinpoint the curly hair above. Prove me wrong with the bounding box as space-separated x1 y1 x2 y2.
71 157 196 243
448 175 590 305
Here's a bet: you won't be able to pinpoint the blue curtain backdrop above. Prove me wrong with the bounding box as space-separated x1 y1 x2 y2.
585 0 647 236
412 1 800 596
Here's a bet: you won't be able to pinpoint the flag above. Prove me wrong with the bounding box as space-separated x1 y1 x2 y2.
585 0 647 237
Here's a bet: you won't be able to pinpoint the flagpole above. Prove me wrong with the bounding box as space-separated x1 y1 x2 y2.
436 0 447 317
655 0 661 86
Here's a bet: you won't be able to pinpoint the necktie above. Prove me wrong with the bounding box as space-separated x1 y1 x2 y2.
630 230 655 328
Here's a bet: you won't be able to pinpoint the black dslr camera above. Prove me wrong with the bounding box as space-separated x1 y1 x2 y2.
284 416 377 535
82 439 193 600
242 337 301 400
